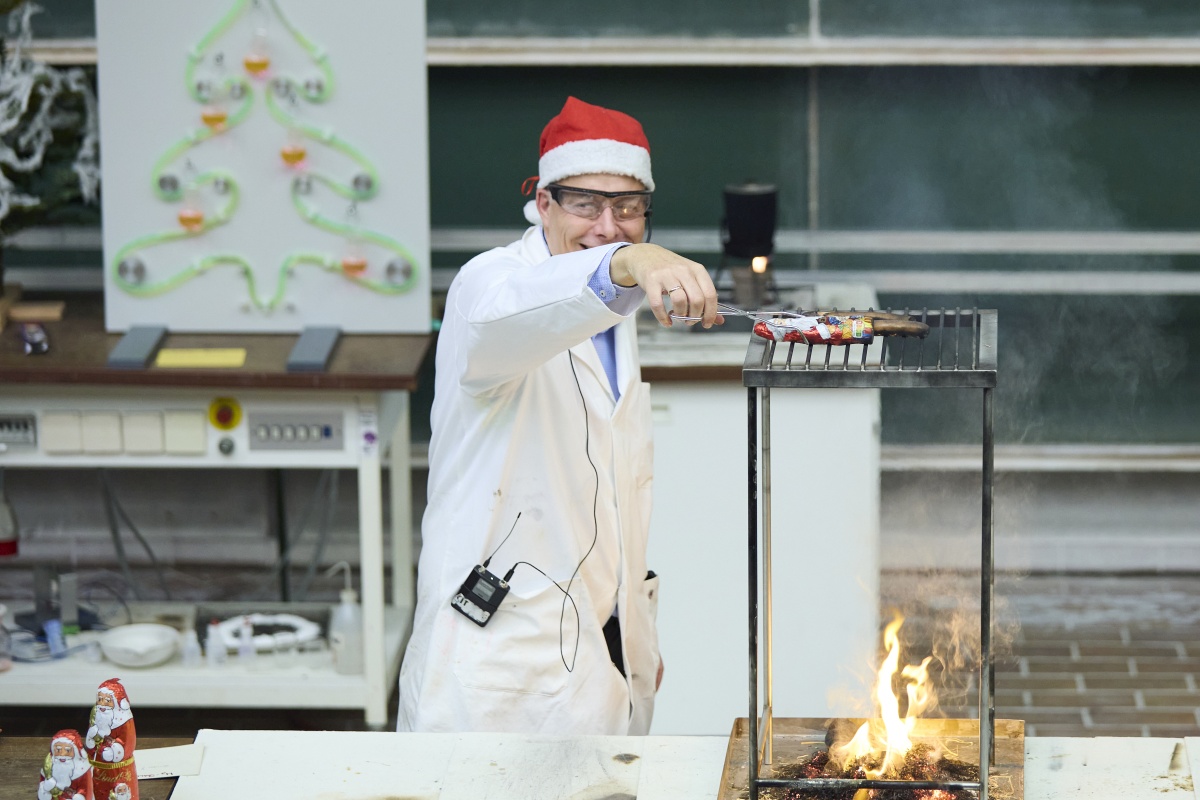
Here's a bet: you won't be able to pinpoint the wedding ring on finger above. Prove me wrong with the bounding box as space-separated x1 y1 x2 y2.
664 285 682 294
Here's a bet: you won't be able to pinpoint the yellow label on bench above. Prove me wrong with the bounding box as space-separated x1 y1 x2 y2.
154 348 247 368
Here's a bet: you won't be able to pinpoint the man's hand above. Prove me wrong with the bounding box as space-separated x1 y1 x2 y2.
610 243 722 328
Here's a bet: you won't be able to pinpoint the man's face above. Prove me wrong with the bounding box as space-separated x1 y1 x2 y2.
96 692 114 710
53 741 74 759
536 173 647 256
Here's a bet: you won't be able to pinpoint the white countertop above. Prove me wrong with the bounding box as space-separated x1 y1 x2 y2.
166 730 1199 800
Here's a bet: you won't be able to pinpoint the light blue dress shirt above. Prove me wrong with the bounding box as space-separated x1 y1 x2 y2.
586 243 641 402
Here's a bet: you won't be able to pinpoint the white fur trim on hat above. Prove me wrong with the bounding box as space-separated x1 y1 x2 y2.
537 138 654 191
523 199 541 225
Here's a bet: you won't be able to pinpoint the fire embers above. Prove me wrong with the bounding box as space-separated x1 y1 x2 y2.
766 743 979 800
763 615 979 799
754 315 874 346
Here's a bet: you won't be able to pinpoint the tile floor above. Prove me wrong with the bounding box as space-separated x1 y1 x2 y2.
883 571 1200 738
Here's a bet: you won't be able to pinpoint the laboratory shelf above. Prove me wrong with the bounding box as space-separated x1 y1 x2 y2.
0 602 412 722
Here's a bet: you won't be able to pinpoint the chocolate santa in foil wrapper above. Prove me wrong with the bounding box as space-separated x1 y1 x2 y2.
753 310 930 344
38 729 94 800
85 678 138 800
754 314 875 345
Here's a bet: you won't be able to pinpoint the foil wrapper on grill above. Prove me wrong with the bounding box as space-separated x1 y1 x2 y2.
754 314 874 345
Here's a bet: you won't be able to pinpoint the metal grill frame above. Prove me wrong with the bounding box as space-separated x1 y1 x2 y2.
743 308 999 800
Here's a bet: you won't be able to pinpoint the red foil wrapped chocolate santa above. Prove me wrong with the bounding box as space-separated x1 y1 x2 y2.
85 678 138 800
39 729 94 800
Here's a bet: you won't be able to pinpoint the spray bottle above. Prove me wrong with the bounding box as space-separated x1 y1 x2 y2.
325 561 363 675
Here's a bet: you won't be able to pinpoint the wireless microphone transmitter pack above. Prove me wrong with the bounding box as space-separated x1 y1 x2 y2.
451 565 510 627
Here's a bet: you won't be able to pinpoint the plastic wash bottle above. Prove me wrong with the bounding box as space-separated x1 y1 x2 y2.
327 561 364 675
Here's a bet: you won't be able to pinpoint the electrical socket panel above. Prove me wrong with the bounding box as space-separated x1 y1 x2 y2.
0 415 36 447
0 391 365 466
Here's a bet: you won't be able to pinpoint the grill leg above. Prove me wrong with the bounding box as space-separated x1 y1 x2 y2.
748 385 760 800
762 386 774 765
979 386 995 800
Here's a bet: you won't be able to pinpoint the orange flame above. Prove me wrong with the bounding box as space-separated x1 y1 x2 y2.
831 614 938 778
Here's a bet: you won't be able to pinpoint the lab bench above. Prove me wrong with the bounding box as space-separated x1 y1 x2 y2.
0 293 431 728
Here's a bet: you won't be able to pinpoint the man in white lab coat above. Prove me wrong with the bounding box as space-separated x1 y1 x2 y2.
398 97 721 735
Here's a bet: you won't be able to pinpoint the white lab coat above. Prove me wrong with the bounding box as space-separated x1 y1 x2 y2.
398 226 661 735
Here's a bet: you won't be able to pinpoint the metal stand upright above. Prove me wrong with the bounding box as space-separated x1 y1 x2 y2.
743 309 999 800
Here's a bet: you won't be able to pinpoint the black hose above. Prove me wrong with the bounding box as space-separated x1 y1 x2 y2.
99 471 143 601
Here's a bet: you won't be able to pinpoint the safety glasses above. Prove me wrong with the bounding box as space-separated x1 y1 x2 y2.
546 183 652 222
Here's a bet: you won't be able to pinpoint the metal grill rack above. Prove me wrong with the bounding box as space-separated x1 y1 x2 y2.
742 308 999 800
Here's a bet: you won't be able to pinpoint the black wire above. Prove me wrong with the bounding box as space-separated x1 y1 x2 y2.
79 580 133 627
483 512 522 568
267 468 331 577
559 351 602 673
99 471 142 601
100 470 172 600
297 468 340 600
471 354 603 674
110 489 173 601
507 559 581 672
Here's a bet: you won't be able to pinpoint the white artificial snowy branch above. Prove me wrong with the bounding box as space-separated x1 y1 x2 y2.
0 3 100 226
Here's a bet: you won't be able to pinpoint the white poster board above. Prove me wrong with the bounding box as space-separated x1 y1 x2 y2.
97 0 429 333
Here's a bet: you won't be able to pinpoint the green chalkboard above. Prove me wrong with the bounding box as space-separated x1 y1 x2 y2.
13 0 95 38
429 65 1200 238
823 0 1200 38
819 67 1200 232
878 294 1200 445
428 0 809 37
429 67 809 231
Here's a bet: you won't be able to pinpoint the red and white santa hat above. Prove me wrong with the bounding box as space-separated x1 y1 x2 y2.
52 729 86 755
98 678 131 711
523 96 654 224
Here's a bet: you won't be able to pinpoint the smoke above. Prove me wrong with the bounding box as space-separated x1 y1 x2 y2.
873 466 1027 717
877 569 1021 719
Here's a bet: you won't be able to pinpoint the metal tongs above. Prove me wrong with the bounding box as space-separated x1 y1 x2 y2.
669 302 811 323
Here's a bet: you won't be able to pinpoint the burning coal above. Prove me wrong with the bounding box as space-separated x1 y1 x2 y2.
763 742 979 800
757 614 981 800
831 615 938 776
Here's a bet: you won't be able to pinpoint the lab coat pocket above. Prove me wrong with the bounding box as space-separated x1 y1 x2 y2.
644 572 660 620
451 585 571 696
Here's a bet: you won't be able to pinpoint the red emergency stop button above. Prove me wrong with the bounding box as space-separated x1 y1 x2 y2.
208 397 243 430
